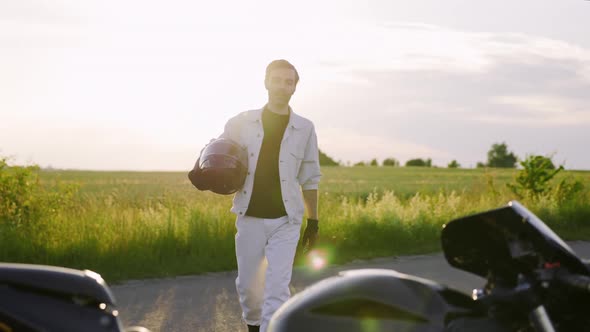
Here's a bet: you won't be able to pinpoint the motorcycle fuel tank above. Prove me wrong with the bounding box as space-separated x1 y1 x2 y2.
268 268 481 332
0 263 124 332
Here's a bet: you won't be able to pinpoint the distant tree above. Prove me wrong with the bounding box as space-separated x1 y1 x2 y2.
353 161 366 166
487 142 518 168
319 149 339 166
448 160 460 168
369 158 378 166
476 162 486 168
405 158 430 167
382 158 399 167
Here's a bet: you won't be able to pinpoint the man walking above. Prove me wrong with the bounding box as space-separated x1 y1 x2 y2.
219 59 321 332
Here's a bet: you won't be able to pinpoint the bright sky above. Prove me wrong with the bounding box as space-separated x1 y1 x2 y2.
2 0 590 170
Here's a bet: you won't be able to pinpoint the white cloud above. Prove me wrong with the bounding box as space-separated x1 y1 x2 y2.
306 23 590 86
485 95 590 126
300 25 590 168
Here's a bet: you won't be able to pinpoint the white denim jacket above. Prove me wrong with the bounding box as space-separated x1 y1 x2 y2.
220 108 321 224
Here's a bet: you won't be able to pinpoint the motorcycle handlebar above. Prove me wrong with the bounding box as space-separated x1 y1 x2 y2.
555 273 590 293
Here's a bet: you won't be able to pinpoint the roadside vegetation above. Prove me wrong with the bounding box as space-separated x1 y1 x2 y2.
1 151 589 282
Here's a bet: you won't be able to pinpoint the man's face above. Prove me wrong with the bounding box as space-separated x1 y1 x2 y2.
265 67 297 105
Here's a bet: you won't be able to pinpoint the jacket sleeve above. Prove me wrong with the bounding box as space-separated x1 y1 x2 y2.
297 124 322 190
219 114 241 141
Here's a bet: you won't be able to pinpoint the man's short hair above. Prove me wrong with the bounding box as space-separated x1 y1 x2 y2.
265 59 299 84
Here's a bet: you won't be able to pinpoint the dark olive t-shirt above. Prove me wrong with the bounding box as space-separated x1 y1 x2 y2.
245 107 289 218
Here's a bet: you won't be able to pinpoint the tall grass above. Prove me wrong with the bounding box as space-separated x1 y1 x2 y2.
1 167 589 282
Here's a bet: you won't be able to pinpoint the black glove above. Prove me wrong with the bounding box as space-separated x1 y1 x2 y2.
301 218 319 252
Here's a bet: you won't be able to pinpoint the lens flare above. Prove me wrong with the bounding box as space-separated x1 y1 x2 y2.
361 318 379 332
307 249 327 270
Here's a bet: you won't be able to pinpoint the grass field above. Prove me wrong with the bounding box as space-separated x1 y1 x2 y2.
1 166 589 282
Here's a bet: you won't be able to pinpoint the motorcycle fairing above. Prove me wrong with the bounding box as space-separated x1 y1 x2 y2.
0 263 116 304
441 201 590 281
0 263 123 332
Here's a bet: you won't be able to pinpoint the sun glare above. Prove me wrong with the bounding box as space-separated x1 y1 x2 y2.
307 249 329 270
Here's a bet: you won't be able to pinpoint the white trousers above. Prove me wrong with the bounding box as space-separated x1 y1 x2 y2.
234 215 301 332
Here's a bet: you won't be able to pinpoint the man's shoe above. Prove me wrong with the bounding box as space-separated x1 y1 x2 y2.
247 325 260 332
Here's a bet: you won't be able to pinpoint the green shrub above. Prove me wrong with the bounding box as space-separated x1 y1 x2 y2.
507 155 583 202
0 158 77 228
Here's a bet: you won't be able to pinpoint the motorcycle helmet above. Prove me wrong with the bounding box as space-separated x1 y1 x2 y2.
190 138 248 195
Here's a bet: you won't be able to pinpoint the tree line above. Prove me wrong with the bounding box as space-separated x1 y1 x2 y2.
320 142 552 169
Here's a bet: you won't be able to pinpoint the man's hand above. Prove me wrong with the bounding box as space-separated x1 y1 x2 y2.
301 218 319 252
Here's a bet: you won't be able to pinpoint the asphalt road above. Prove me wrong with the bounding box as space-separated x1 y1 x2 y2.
111 241 590 332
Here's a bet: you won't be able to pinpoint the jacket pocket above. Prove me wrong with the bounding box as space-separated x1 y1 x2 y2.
289 151 303 178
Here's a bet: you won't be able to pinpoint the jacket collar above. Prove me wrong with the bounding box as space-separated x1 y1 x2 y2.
247 106 307 129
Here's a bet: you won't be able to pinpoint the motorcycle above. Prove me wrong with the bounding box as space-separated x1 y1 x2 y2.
0 262 151 332
268 201 590 332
